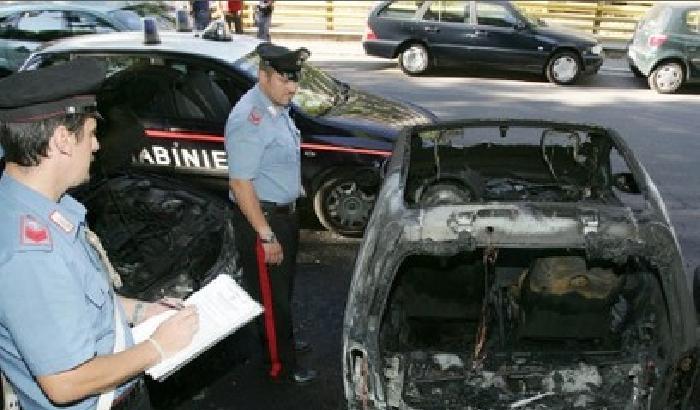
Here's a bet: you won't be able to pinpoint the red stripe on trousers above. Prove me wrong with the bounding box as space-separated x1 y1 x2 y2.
255 238 283 378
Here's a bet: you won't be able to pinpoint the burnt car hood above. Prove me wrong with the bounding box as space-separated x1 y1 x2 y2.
321 88 437 131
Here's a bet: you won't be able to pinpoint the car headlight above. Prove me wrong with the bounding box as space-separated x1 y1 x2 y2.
589 45 603 55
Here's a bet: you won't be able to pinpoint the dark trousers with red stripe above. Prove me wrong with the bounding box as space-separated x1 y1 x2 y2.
231 204 299 377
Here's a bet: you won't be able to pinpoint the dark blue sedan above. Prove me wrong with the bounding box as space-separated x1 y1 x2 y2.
363 0 604 84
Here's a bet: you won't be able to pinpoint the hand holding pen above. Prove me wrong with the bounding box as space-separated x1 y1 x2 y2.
143 297 186 320
157 297 186 311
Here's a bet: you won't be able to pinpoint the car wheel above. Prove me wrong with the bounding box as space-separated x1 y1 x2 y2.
546 51 581 85
313 174 378 237
648 61 684 94
399 43 430 76
629 63 645 78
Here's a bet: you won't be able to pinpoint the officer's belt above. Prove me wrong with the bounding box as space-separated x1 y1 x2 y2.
110 377 146 410
259 201 296 215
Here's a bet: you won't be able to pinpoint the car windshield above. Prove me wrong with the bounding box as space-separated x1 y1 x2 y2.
106 9 142 30
234 53 341 116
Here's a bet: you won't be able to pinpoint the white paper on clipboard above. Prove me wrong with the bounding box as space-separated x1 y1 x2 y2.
131 274 263 381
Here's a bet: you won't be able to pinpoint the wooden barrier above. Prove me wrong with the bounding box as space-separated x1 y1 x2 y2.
215 1 658 42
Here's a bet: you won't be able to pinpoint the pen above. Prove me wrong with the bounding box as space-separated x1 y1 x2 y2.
157 299 185 310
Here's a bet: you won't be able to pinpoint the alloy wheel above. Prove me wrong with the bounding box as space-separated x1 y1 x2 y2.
399 44 429 75
314 177 376 237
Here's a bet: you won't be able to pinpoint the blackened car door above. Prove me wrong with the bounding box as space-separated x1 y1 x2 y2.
472 1 545 70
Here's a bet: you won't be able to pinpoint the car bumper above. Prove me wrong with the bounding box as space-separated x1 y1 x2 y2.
582 54 604 74
627 46 653 76
363 40 399 59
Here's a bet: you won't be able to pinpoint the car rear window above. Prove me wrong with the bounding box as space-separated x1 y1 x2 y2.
638 6 671 32
686 9 700 34
377 1 421 19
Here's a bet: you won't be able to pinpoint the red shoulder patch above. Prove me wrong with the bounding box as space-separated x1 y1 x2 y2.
248 107 262 126
20 216 51 246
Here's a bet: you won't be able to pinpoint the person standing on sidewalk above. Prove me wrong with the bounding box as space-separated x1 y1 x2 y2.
255 0 273 41
191 0 211 31
0 58 199 410
224 0 243 34
225 43 317 384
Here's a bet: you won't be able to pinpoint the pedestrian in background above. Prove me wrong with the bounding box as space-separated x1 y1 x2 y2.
225 0 243 34
225 43 317 384
255 0 273 41
0 58 199 410
192 0 211 31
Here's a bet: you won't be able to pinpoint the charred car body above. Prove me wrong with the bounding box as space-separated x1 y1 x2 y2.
343 119 700 409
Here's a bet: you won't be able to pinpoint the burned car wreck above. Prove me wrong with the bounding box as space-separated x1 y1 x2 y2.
342 119 700 409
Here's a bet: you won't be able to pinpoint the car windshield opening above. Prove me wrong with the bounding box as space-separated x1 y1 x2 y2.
234 53 340 116
405 124 635 207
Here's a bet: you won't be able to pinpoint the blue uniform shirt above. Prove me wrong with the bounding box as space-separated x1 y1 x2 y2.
0 174 135 410
224 83 301 204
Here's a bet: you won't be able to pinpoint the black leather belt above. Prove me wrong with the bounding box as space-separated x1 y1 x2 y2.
111 377 146 410
259 201 296 215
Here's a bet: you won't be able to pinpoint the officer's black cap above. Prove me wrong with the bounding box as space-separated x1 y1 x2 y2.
256 43 310 82
0 58 106 123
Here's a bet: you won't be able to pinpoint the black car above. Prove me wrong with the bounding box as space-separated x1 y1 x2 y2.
627 2 700 94
22 31 436 237
343 119 700 409
363 0 604 84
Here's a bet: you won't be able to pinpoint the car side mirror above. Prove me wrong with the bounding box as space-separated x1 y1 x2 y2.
613 172 641 194
514 20 529 31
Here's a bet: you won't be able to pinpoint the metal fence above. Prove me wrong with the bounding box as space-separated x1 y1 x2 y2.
224 0 656 42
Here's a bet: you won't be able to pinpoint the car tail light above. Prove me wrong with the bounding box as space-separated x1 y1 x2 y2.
363 25 377 41
648 34 668 48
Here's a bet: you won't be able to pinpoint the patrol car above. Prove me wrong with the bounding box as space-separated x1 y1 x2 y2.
21 27 437 237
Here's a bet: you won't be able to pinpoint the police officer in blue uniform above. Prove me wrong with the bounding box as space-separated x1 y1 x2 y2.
0 58 199 410
225 43 317 384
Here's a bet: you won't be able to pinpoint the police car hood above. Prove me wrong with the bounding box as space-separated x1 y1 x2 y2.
321 88 437 130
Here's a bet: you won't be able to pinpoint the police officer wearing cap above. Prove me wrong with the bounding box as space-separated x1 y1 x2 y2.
225 43 317 384
0 59 199 410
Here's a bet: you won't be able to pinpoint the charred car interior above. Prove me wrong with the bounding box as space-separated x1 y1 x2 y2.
75 173 239 300
343 120 700 410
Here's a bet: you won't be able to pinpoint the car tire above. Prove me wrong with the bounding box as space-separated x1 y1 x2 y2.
545 51 581 85
648 61 684 94
313 174 378 237
398 43 430 76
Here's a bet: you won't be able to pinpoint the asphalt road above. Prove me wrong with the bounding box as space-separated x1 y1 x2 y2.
157 57 700 410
